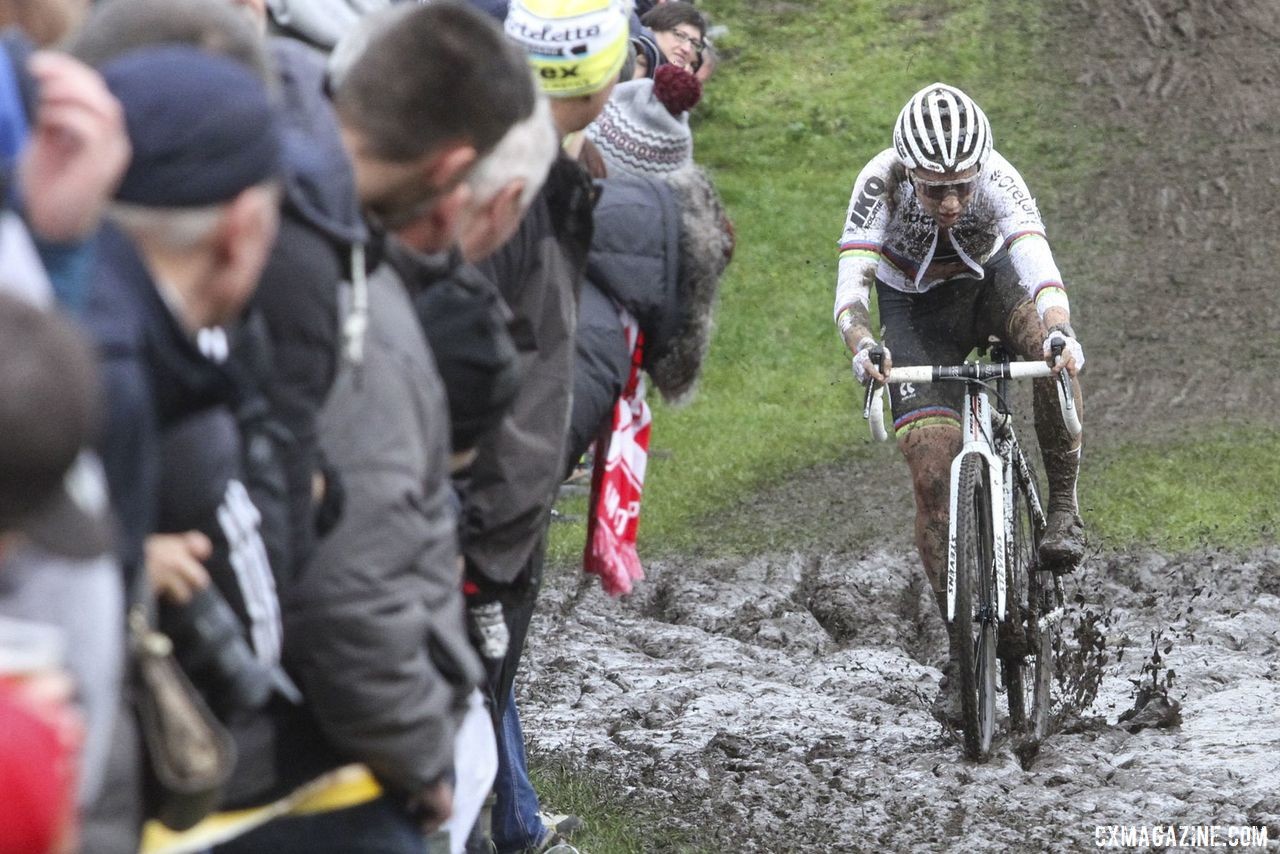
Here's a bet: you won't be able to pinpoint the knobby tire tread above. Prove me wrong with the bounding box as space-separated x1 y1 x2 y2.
954 456 995 760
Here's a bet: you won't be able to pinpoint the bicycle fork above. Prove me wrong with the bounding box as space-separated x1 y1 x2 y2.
946 387 1007 623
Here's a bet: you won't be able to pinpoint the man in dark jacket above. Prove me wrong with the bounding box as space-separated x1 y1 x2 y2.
457 1 629 851
212 5 538 852
77 43 283 854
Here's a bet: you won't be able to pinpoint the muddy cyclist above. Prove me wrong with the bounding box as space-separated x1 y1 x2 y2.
833 82 1086 720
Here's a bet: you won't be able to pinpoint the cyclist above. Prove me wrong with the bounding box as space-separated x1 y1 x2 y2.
833 82 1085 716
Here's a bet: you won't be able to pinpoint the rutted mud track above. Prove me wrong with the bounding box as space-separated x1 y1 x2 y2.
522 549 1280 850
519 1 1280 849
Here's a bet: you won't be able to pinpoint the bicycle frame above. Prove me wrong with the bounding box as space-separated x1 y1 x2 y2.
857 353 1078 752
860 358 1073 625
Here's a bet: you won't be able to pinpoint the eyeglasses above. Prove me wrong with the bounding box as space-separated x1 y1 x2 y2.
668 29 706 55
912 173 978 201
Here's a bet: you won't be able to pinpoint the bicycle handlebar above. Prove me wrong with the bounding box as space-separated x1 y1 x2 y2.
858 358 1082 442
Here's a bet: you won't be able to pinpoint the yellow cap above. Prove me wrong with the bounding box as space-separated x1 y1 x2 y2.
505 0 630 98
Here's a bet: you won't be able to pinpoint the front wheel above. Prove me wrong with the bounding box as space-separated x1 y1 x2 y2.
953 456 997 760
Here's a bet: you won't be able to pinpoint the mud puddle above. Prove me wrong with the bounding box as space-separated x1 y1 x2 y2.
519 548 1280 851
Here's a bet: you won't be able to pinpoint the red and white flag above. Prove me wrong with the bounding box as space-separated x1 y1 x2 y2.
584 312 650 596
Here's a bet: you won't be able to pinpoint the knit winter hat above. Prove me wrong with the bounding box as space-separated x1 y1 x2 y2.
585 63 700 177
505 0 630 98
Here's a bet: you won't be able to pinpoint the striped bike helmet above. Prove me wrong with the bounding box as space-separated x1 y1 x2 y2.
893 82 992 174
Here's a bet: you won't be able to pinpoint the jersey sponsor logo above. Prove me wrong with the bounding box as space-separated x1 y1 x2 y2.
848 176 887 228
992 172 1038 216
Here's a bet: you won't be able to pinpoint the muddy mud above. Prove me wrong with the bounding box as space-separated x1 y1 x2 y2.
523 549 1280 851
518 1 1280 849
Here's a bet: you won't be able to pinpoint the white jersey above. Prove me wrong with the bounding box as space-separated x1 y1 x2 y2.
834 148 1069 322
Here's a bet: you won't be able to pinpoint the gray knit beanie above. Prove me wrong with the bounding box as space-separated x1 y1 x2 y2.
585 64 702 177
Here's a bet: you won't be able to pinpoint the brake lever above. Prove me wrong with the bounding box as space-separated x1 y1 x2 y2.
1051 340 1082 436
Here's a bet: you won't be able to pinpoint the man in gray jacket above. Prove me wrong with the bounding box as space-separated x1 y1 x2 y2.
214 4 537 852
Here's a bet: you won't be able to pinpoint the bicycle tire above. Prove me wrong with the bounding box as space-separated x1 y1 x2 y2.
1029 562 1057 740
1003 464 1040 734
953 455 997 760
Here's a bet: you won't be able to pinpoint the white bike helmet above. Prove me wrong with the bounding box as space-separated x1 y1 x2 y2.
893 82 992 174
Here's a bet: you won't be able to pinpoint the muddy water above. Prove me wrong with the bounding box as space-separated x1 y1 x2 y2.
519 548 1280 851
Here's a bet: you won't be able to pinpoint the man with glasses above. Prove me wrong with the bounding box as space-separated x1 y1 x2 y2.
833 82 1086 723
639 1 707 73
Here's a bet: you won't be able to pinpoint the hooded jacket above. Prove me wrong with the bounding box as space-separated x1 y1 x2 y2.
233 38 367 585
276 256 484 800
568 166 733 464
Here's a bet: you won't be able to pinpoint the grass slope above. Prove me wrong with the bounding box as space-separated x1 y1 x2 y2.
535 3 1279 850
549 0 1278 567
550 0 1061 563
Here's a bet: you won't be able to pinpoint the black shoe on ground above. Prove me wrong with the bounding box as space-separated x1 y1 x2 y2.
1040 509 1084 573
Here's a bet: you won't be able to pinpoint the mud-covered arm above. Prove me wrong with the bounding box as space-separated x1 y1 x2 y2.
835 150 896 352
987 152 1071 323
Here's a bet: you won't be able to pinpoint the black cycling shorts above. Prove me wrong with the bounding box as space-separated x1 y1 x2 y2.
876 251 1031 435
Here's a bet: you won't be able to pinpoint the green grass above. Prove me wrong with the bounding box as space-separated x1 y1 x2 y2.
1082 428 1280 551
527 759 710 853
550 0 1090 564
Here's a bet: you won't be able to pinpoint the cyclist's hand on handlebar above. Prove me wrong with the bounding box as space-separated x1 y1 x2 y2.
852 339 892 385
1042 328 1084 378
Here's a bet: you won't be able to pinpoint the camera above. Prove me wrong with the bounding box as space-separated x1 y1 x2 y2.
161 585 298 718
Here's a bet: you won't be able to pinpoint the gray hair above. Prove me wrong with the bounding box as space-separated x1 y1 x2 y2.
466 93 557 210
106 202 226 251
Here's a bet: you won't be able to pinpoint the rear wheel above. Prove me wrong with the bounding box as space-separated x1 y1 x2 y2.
953 456 997 760
1003 467 1040 734
1029 565 1059 740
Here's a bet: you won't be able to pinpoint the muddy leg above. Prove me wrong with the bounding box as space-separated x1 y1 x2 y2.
1008 302 1086 566
1006 302 1084 514
899 424 962 621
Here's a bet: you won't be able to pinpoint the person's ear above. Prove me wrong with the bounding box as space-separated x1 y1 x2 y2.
492 180 525 228
423 144 477 194
431 180 474 247
209 187 278 322
460 179 526 263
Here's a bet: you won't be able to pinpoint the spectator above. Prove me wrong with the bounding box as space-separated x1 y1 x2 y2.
639 1 706 73
209 4 536 852
575 65 734 592
74 44 282 852
0 287 116 846
458 1 628 851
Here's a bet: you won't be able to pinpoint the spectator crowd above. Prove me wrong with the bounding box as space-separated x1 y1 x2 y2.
0 0 732 852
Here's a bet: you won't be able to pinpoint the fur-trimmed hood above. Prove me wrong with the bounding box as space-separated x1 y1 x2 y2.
585 165 733 405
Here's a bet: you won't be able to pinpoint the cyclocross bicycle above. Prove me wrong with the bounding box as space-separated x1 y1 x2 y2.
861 342 1081 760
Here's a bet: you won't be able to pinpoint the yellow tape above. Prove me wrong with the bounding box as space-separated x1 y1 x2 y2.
140 765 383 854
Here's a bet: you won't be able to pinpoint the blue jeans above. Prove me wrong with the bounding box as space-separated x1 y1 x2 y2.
214 795 427 854
491 687 543 853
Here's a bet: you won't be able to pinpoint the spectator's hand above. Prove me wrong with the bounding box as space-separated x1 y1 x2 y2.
145 531 212 605
1042 327 1085 378
411 778 454 834
851 338 891 385
19 52 131 243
